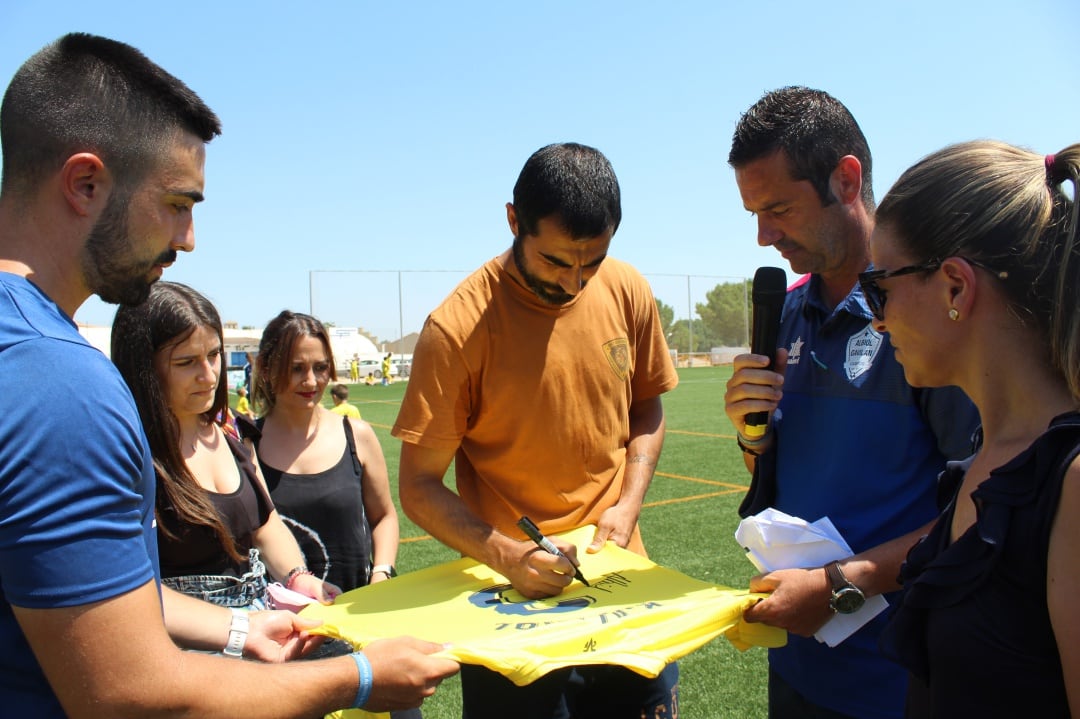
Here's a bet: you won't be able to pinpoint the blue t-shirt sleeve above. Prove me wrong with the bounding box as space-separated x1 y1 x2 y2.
0 339 156 608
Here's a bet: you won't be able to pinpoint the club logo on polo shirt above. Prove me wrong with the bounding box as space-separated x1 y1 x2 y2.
844 325 883 381
603 337 630 380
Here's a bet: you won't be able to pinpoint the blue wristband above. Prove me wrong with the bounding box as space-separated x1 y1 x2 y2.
350 651 373 709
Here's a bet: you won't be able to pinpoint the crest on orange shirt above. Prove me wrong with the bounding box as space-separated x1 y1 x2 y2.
603 338 630 381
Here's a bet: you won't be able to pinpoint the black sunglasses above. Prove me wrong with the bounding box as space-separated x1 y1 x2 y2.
858 257 1008 322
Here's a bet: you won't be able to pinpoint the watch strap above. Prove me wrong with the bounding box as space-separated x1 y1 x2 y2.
223 607 249 657
824 560 866 614
824 560 849 591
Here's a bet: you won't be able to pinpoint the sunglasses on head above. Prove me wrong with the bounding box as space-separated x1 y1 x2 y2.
858 257 1008 322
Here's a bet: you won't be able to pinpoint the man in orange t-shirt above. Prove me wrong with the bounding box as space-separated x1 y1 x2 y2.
393 142 679 719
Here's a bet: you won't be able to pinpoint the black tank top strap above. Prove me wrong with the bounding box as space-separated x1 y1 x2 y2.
223 429 274 518
342 415 362 476
233 413 263 445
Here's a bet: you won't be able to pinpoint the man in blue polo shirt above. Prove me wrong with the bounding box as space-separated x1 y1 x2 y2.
723 86 979 719
0 33 456 717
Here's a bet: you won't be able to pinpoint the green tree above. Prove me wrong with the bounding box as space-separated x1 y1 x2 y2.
666 318 719 354
698 280 751 346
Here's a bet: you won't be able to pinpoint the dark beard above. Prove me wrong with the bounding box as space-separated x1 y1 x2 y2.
81 192 176 306
511 236 575 306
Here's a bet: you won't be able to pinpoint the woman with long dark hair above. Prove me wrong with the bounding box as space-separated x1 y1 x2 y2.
112 282 338 610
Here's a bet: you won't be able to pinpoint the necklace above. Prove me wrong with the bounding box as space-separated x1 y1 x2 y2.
184 421 209 455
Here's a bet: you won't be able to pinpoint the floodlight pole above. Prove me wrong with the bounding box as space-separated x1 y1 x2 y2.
309 271 314 316
398 271 405 361
686 275 693 357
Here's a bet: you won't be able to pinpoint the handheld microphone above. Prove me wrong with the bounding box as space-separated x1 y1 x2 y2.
744 266 787 438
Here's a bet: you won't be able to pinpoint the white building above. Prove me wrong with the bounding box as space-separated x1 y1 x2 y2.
78 323 394 375
326 327 381 371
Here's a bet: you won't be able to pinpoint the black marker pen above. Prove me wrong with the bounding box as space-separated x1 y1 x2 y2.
516 516 590 587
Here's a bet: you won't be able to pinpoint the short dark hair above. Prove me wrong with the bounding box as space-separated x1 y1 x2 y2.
512 142 621 239
111 282 241 561
728 86 874 209
254 311 337 415
1 33 221 196
330 383 349 401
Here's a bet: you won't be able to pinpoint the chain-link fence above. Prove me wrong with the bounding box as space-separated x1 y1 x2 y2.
308 270 753 364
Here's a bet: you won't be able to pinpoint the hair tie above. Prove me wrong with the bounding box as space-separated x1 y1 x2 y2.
1046 153 1066 185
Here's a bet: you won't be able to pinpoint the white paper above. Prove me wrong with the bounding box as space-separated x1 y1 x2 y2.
734 507 888 647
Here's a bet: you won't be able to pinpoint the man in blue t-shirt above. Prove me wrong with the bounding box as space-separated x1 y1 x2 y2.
723 87 980 719
0 34 456 718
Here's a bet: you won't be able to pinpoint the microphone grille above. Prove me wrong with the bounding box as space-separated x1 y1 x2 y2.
752 266 788 303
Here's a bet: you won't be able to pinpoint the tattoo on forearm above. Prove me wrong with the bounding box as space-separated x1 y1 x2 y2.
627 454 657 468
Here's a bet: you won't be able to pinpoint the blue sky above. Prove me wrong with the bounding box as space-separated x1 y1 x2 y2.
2 1 1077 341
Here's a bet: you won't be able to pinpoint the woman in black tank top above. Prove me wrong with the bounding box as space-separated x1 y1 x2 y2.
247 311 404 594
246 311 418 716
112 283 340 610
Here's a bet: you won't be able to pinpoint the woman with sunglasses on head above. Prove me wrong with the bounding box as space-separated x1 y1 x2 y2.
865 141 1080 717
111 283 339 614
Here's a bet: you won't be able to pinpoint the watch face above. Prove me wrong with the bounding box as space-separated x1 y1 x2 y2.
831 587 865 614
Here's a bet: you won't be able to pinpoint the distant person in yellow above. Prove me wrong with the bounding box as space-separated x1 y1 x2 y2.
329 383 361 419
364 372 376 386
234 385 255 419
381 353 392 386
349 356 359 383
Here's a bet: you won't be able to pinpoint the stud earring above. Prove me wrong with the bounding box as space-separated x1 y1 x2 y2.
948 308 960 321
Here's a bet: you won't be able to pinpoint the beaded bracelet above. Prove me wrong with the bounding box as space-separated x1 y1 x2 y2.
350 651 373 709
284 565 313 589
